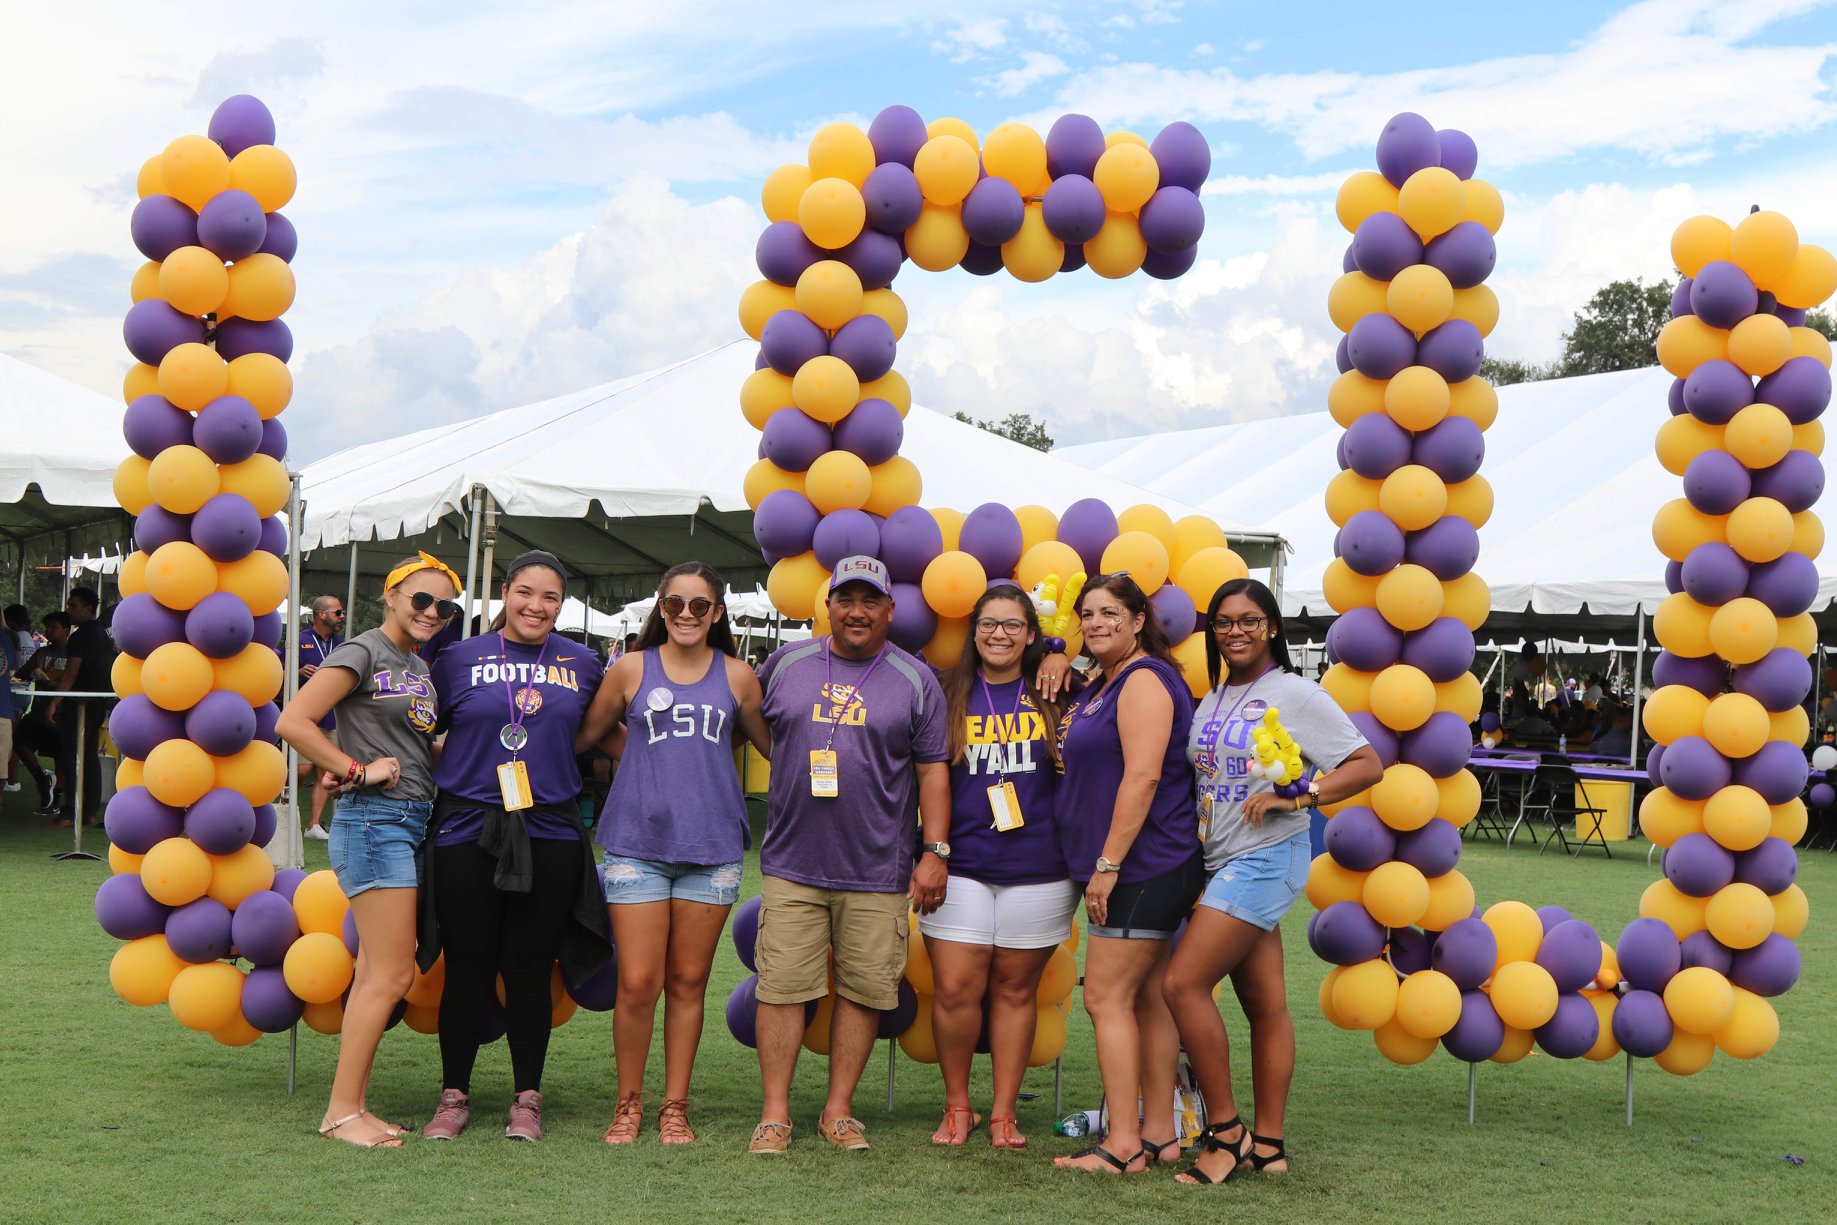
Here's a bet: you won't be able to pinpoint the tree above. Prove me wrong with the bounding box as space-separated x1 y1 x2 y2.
1805 308 1836 342
1556 277 1675 376
952 410 1053 452
1478 356 1562 387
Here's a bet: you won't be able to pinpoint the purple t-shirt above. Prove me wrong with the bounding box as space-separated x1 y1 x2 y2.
432 633 604 846
298 629 342 730
596 649 749 866
757 638 947 893
1056 656 1200 884
947 677 1064 886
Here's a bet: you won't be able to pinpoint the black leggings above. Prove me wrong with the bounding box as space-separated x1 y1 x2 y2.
434 837 583 1094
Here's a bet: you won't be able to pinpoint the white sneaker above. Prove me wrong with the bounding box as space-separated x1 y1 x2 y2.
305 826 330 840
2 782 19 792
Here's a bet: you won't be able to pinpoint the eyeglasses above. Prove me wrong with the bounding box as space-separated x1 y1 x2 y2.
409 591 461 620
327 609 346 619
660 595 716 619
975 617 1028 635
1211 615 1268 633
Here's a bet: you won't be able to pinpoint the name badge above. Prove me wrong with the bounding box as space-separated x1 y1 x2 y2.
1198 789 1213 837
497 759 533 811
987 780 1024 831
809 749 839 798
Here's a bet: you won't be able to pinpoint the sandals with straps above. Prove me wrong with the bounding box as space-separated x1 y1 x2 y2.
658 1098 695 1145
1142 1135 1184 1164
989 1116 1026 1150
1175 1114 1251 1186
319 1112 403 1149
1053 1143 1147 1174
1247 1133 1288 1173
931 1104 982 1146
602 1091 643 1145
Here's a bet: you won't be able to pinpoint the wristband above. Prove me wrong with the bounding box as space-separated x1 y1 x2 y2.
344 758 363 790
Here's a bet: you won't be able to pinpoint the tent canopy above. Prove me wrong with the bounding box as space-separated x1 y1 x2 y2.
0 353 134 558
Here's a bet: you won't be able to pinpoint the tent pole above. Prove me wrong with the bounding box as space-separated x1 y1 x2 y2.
461 487 483 629
345 543 358 630
16 543 24 602
272 473 306 870
1629 610 1646 769
478 491 499 619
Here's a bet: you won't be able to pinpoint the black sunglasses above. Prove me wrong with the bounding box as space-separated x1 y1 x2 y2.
660 595 716 619
409 591 462 620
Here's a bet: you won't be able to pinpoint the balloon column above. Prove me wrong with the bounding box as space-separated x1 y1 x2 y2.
740 108 1245 689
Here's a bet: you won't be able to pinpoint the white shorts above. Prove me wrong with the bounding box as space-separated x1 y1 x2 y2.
917 876 1078 950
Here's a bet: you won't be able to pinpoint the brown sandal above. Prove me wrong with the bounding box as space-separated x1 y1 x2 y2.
658 1098 695 1145
602 1091 643 1145
319 1112 402 1149
931 1104 981 1146
989 1115 1026 1150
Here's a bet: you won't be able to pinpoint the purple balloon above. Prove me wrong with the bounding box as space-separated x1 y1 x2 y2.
94 872 171 940
1776 304 1807 327
1534 992 1599 1059
812 509 882 571
214 317 292 363
192 492 263 564
341 909 360 957
271 867 307 901
166 897 234 963
1046 113 1107 180
958 503 1024 579
1611 989 1674 1057
876 978 920 1039
1479 712 1501 733
760 310 828 376
1329 606 1404 674
1395 817 1463 876
1732 740 1809 805
1338 509 1407 577
962 177 1025 246
103 787 184 855
1335 334 1353 374
760 408 832 472
1689 260 1759 329
1617 917 1682 992
1651 650 1726 694
1535 905 1574 933
123 299 206 367
1404 515 1478 580
1432 917 1498 989
257 212 298 262
1734 837 1798 894
1057 499 1119 574
868 105 928 168
1060 244 1087 274
184 787 257 855
567 949 619 1011
1682 449 1750 515
1679 929 1734 974
1400 617 1475 684
1142 245 1198 281
1658 737 1730 801
1729 933 1801 997
1733 647 1812 713
830 397 903 466
186 690 258 757
130 195 198 262
862 162 924 234
1313 900 1388 965
1667 376 1689 416
1324 805 1396 871
753 489 821 557
730 894 762 971
1812 782 1836 809
242 965 305 1032
195 188 267 261
1041 174 1106 245
1665 832 1736 897
251 802 277 847
1148 121 1210 192
880 505 943 582
888 581 939 653
1442 990 1505 1061
725 975 763 1047
209 94 277 156
1756 356 1831 424
1352 212 1423 281
108 694 186 760
1670 278 1694 318
1376 112 1441 188
1344 414 1412 480
258 416 288 462
1424 221 1495 289
1139 186 1205 254
1349 711 1399 767
1535 919 1603 992
1401 714 1472 779
830 314 897 382
1750 449 1824 514
1678 542 1749 607
193 394 263 465
836 228 904 291
1347 314 1417 379
1390 926 1435 975
1664 558 1685 594
112 592 186 658
1416 320 1485 382
1143 583 1195 647
1342 243 1359 274
1437 129 1478 179
123 394 195 459
960 240 1003 276
1681 359 1754 424
755 222 824 287
134 505 191 554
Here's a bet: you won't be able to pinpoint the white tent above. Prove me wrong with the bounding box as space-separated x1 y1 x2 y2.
1058 366 1834 634
1 353 136 580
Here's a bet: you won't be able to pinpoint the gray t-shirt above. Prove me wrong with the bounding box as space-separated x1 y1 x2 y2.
1188 668 1367 870
321 629 439 800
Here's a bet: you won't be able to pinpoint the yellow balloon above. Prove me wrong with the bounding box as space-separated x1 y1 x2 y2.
1419 867 1476 930
140 836 214 906
1398 167 1464 240
214 640 285 704
1328 272 1389 333
1459 179 1504 235
1772 243 1837 310
136 155 166 200
1115 504 1176 554
158 245 229 315
1092 143 1158 213
1639 788 1706 848
1652 591 1715 657
1769 883 1809 939
1028 1002 1069 1067
1776 610 1817 656
1714 988 1779 1060
1330 957 1400 1030
982 123 1049 195
740 369 794 430
794 259 864 331
1652 499 1726 564
145 542 218 612
217 455 290 519
1304 852 1370 910
160 135 231 211
222 252 295 322
1175 546 1249 608
797 178 867 250
1385 366 1451 432
113 652 146 698
1443 476 1494 529
1335 172 1400 233
805 450 873 514
1727 313 1792 377
1671 215 1734 278
1099 531 1171 594
904 203 971 272
227 144 296 212
206 842 276 908
214 739 286 806
859 288 908 340
1791 509 1824 559
861 368 911 415
284 931 357 1005
1378 465 1447 531
1703 784 1770 852
1656 316 1730 378
1371 762 1438 828
1584 992 1622 1061
114 456 154 516
921 551 987 619
146 444 221 516
291 870 350 936
1169 515 1226 573
1001 203 1063 283
145 736 217 808
1329 371 1387 427
110 934 186 1006
1490 961 1559 1030
110 842 145 875
1370 665 1436 733
1789 325 1832 367
158 342 228 412
791 355 859 424
1664 966 1736 1035
211 1014 262 1048
807 122 875 188
1729 209 1798 286
1388 265 1455 334
1654 1028 1715 1075
169 962 246 1032
1724 402 1792 469
1018 540 1083 594
766 552 830 620
1363 861 1430 927
913 135 979 206
1482 900 1544 965
124 362 161 404
1374 1017 1439 1065
862 456 923 518
923 616 970 670
1375 564 1444 633
1435 672 1483 725
896 1000 937 1063
743 458 804 510
739 279 798 340
926 117 979 151
141 641 216 712
224 352 292 419
1325 470 1384 525
1449 284 1500 338
1705 882 1774 950
301 997 345 1035
1726 496 1795 563
1014 505 1060 556
932 507 964 551
762 164 814 225
1792 419 1824 457
1318 662 1375 714
1169 632 1208 699
1707 597 1777 666
1642 683 1709 744
1770 796 1809 845
1440 572 1490 631
1655 414 1725 475
1083 212 1148 279
1319 967 1353 1029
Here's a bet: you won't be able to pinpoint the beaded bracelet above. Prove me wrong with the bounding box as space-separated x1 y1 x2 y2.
1043 636 1066 654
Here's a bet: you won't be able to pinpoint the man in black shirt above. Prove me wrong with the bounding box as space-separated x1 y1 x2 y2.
47 587 114 827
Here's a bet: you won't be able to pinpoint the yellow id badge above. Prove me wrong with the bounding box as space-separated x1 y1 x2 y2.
496 759 533 811
987 780 1024 831
809 749 839 798
1198 789 1213 836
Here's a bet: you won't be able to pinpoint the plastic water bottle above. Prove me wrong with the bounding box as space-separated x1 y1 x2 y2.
1558 733 1567 755
1053 1110 1101 1137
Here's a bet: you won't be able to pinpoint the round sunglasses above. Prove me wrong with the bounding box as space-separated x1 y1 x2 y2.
659 594 716 619
408 591 462 621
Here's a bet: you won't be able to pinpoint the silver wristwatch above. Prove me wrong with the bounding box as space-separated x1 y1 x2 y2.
1094 856 1121 874
923 841 952 860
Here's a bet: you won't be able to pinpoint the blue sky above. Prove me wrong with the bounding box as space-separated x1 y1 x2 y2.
2 0 1834 461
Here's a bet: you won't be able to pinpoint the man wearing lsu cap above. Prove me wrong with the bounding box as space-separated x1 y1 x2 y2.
748 555 950 1155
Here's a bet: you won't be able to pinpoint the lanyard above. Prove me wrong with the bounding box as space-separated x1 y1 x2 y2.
977 670 1029 782
309 632 334 663
498 632 551 759
1197 663 1275 776
822 637 888 752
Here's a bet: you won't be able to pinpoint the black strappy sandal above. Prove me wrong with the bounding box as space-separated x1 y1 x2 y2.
1142 1135 1184 1164
1053 1143 1147 1174
1247 1133 1288 1173
1175 1114 1251 1186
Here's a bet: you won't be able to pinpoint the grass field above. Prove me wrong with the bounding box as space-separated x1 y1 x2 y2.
3 800 1832 1225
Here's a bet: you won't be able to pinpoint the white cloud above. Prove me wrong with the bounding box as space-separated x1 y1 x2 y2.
931 18 1009 62
986 52 1072 98
1203 172 1351 197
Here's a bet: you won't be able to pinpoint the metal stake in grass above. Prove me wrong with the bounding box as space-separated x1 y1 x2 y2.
1467 1061 1477 1125
1625 1052 1634 1127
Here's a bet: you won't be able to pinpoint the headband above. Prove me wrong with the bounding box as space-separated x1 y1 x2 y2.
504 549 566 590
385 551 463 595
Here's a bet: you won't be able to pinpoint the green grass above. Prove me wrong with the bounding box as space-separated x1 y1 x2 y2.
4 800 1833 1224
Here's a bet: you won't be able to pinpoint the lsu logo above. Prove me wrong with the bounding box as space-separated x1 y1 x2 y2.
407 696 437 733
812 682 868 726
514 686 543 715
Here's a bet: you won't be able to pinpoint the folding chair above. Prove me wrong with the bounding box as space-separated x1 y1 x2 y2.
1465 765 1515 842
1523 755 1611 858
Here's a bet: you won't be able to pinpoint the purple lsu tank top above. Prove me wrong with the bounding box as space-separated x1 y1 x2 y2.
595 649 749 865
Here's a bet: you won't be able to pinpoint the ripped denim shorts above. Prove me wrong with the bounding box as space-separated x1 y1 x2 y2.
600 854 744 907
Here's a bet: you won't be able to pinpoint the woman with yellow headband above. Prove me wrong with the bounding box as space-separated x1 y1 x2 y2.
276 551 461 1148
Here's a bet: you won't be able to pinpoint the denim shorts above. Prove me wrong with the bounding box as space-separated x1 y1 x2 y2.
601 854 744 906
1197 831 1311 931
329 793 431 897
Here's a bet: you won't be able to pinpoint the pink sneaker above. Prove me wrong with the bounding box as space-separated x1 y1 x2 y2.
422 1089 469 1140
506 1090 543 1142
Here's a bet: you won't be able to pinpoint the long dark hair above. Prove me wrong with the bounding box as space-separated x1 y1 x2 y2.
1077 572 1179 672
636 562 738 656
943 585 1059 766
1203 577 1292 690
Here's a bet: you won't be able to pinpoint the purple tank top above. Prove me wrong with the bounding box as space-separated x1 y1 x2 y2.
1056 656 1200 884
595 649 749 865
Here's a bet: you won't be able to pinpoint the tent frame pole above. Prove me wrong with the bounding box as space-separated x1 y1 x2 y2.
1629 610 1645 769
273 473 306 870
478 491 499 617
461 486 483 628
345 543 359 631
